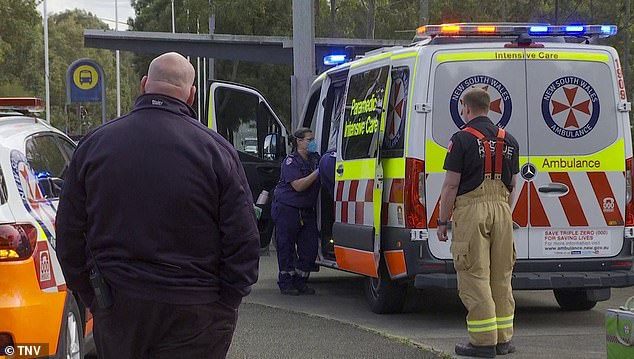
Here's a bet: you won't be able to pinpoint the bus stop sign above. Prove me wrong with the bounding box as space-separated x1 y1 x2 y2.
66 58 105 103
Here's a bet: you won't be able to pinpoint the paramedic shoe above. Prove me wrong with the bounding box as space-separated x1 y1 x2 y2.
280 288 301 296
496 342 516 355
455 343 496 358
297 286 316 295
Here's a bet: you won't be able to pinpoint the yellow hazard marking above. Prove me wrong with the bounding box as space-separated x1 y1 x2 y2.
351 52 392 68
336 159 376 180
425 139 449 173
391 52 418 60
207 90 214 129
73 65 98 90
534 139 625 172
436 51 609 63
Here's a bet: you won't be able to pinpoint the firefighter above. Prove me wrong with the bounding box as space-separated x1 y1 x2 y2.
437 88 520 358
272 127 321 295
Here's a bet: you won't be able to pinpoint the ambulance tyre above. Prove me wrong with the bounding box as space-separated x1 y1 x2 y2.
553 289 597 311
364 258 407 314
55 293 83 359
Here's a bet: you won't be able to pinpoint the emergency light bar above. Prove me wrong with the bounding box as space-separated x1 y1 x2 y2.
416 24 618 38
0 97 44 113
323 54 347 66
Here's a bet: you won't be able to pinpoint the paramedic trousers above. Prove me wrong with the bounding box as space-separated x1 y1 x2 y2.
272 201 318 290
92 288 238 359
451 179 516 346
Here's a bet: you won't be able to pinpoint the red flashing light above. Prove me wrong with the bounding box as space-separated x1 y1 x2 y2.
0 97 44 113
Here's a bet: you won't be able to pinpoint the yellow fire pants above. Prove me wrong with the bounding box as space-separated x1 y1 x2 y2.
451 179 516 346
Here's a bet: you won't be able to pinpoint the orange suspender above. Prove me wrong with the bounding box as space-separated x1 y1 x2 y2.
462 126 507 179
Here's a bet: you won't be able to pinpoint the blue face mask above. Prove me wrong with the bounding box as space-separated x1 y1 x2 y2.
307 140 318 153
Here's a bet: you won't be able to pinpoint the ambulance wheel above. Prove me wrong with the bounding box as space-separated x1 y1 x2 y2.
553 289 597 311
55 293 83 359
364 259 407 314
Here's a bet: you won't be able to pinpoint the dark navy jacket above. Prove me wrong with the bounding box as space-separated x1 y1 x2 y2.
274 151 320 209
56 94 260 309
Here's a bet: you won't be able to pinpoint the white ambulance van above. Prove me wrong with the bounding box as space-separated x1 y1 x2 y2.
207 23 634 314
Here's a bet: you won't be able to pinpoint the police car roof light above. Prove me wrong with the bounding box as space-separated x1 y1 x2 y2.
323 54 347 66
0 97 44 113
416 23 618 38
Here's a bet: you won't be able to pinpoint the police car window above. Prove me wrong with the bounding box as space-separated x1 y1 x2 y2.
0 166 7 204
25 135 67 179
56 137 76 161
342 66 390 160
214 87 259 157
382 66 410 158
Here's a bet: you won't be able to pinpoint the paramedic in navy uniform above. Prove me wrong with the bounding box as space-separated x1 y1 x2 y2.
272 127 321 295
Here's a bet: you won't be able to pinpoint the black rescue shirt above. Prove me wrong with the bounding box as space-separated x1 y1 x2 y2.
56 94 260 309
443 116 520 196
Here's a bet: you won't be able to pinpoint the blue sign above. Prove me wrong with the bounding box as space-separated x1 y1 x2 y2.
66 59 105 103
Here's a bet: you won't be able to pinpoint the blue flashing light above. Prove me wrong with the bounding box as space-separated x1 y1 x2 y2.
323 54 347 66
565 25 585 33
601 25 617 35
529 26 549 33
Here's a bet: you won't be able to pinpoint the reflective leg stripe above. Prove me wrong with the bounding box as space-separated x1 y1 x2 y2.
467 317 498 333
279 271 294 276
295 269 309 278
496 314 514 329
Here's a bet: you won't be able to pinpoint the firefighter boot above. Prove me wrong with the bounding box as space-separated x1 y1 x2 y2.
455 343 496 358
496 341 516 355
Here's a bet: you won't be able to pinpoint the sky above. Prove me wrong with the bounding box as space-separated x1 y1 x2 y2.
38 0 136 30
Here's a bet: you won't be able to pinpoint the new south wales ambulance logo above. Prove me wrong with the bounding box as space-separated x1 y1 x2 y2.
450 75 512 129
542 76 600 139
385 70 409 149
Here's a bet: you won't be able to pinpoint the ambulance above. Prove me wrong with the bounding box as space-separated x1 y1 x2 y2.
207 23 634 313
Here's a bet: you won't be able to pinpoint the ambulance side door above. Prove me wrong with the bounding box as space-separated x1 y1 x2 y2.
206 81 288 247
333 60 390 277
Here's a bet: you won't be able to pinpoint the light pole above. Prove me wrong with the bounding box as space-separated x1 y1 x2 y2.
171 0 176 33
43 0 50 123
115 0 121 117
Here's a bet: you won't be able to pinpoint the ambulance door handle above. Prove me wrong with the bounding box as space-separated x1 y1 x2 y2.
538 183 569 195
336 164 344 177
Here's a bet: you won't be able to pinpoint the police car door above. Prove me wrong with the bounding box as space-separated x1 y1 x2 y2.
425 47 530 260
525 48 626 259
333 58 390 277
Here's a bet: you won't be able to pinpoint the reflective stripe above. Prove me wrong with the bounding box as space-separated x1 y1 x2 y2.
533 138 625 172
496 314 514 322
468 324 498 333
436 51 609 63
525 51 609 62
351 52 392 68
279 271 294 275
436 51 524 62
497 323 514 329
467 317 497 326
391 52 417 60
335 159 376 180
207 89 215 129
295 269 309 278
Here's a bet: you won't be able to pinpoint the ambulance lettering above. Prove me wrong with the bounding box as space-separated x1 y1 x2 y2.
450 75 512 129
541 76 600 139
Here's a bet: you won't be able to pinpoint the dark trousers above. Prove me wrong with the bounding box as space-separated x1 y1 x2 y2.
272 202 318 290
93 289 238 359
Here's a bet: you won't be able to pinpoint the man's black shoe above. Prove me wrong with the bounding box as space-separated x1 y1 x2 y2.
455 343 496 358
496 342 516 355
280 288 300 296
297 286 316 295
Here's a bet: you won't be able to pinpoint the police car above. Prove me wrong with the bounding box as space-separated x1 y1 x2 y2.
207 23 634 314
0 98 94 357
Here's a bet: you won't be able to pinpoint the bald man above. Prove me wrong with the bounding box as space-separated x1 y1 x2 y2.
56 52 260 358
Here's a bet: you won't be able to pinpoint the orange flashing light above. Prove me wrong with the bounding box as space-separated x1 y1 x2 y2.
477 26 496 33
441 25 460 33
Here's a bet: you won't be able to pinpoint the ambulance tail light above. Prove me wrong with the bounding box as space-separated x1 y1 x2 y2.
0 223 37 261
405 158 426 228
625 158 634 236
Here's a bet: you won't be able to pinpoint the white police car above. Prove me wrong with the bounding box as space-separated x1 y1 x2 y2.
0 98 94 358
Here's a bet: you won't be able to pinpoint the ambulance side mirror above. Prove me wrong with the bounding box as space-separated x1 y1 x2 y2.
263 133 281 161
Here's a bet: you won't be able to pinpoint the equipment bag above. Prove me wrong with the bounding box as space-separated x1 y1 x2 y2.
606 296 634 358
